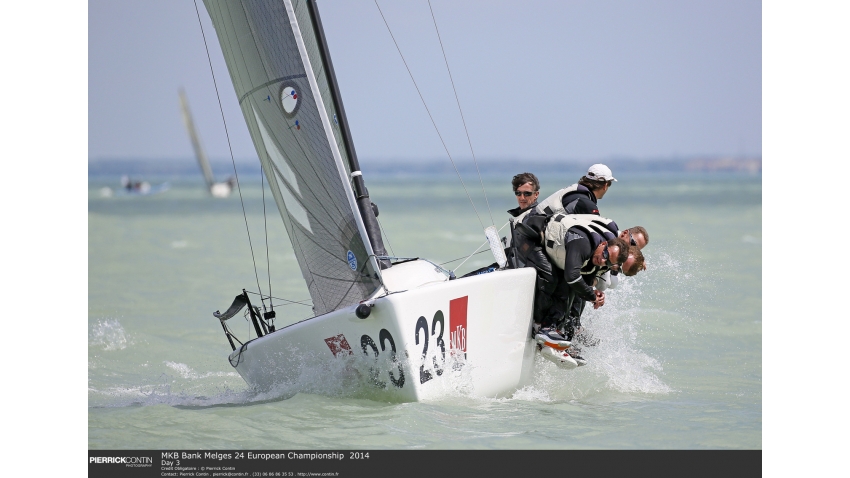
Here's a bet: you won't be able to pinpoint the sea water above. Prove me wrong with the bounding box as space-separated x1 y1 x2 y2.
88 171 761 449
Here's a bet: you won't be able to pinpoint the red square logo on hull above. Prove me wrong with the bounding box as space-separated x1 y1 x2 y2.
449 296 468 355
324 334 353 357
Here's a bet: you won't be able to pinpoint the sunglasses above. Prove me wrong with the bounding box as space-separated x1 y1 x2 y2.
601 243 618 268
628 231 637 247
514 190 536 197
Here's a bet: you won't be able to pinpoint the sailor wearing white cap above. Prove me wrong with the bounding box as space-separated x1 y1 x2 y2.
534 163 617 217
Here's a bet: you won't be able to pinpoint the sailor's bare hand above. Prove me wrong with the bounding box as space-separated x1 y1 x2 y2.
593 290 605 309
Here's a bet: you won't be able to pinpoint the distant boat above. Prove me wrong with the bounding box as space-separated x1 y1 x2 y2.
179 88 235 198
99 175 169 197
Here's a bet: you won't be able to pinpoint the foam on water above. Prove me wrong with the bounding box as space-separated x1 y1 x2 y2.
89 319 130 351
164 361 235 380
504 249 710 402
249 347 479 403
89 382 254 408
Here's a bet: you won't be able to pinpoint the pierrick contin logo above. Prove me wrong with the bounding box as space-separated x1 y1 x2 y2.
90 456 153 467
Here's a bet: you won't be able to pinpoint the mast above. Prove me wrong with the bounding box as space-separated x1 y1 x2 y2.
307 0 390 269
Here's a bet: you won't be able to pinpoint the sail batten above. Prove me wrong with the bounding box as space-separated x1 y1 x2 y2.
204 0 383 315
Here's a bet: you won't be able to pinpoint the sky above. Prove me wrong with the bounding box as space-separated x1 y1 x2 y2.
88 0 762 162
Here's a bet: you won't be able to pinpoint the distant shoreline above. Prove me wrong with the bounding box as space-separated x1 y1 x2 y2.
89 156 761 178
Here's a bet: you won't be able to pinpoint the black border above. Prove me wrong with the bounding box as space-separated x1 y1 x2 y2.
88 450 761 478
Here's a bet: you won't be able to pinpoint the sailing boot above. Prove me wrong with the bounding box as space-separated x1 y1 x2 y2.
539 346 578 369
535 327 571 351
565 345 587 366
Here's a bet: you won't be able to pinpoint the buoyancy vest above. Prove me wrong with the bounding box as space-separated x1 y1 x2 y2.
543 214 614 270
504 202 539 265
510 207 534 226
508 210 547 269
534 184 595 216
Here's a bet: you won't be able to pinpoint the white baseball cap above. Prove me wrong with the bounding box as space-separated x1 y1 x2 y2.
586 164 617 182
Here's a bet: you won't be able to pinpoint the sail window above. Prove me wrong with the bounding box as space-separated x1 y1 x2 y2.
280 85 300 116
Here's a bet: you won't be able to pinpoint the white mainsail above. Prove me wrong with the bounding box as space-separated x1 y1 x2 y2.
203 0 383 315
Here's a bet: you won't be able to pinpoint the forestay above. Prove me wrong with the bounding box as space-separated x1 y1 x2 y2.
204 0 383 315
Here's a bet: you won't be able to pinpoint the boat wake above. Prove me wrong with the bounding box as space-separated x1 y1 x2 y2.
507 249 704 402
89 336 487 408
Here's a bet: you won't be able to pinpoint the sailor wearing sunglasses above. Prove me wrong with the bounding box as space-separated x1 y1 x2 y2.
508 172 541 218
596 226 650 289
534 219 629 366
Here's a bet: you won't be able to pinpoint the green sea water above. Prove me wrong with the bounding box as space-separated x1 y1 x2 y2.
88 171 761 449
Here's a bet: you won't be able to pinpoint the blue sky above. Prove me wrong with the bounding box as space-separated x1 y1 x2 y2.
88 0 761 162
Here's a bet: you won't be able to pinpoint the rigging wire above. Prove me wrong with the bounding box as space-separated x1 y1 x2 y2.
374 0 485 230
448 221 509 271
192 0 265 299
427 0 495 227
244 290 313 307
376 215 395 256
438 248 490 267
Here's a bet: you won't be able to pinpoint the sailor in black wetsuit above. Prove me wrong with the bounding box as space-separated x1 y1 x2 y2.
506 172 541 256
534 164 617 217
534 219 629 366
547 214 620 345
503 173 562 324
465 172 543 278
532 164 618 342
566 223 650 343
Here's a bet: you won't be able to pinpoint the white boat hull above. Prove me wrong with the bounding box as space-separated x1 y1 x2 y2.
210 182 232 198
227 262 538 402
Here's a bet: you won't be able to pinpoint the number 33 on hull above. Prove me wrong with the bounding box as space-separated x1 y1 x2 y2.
218 261 538 402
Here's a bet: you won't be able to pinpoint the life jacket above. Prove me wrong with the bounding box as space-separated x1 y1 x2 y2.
543 214 613 270
506 205 536 247
507 209 546 270
534 184 595 216
504 203 539 268
503 208 559 305
510 207 534 226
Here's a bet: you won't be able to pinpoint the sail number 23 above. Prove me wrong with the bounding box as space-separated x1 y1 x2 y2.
359 310 447 389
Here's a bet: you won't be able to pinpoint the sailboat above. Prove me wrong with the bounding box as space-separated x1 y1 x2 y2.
202 0 539 401
179 88 235 198
102 175 169 197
